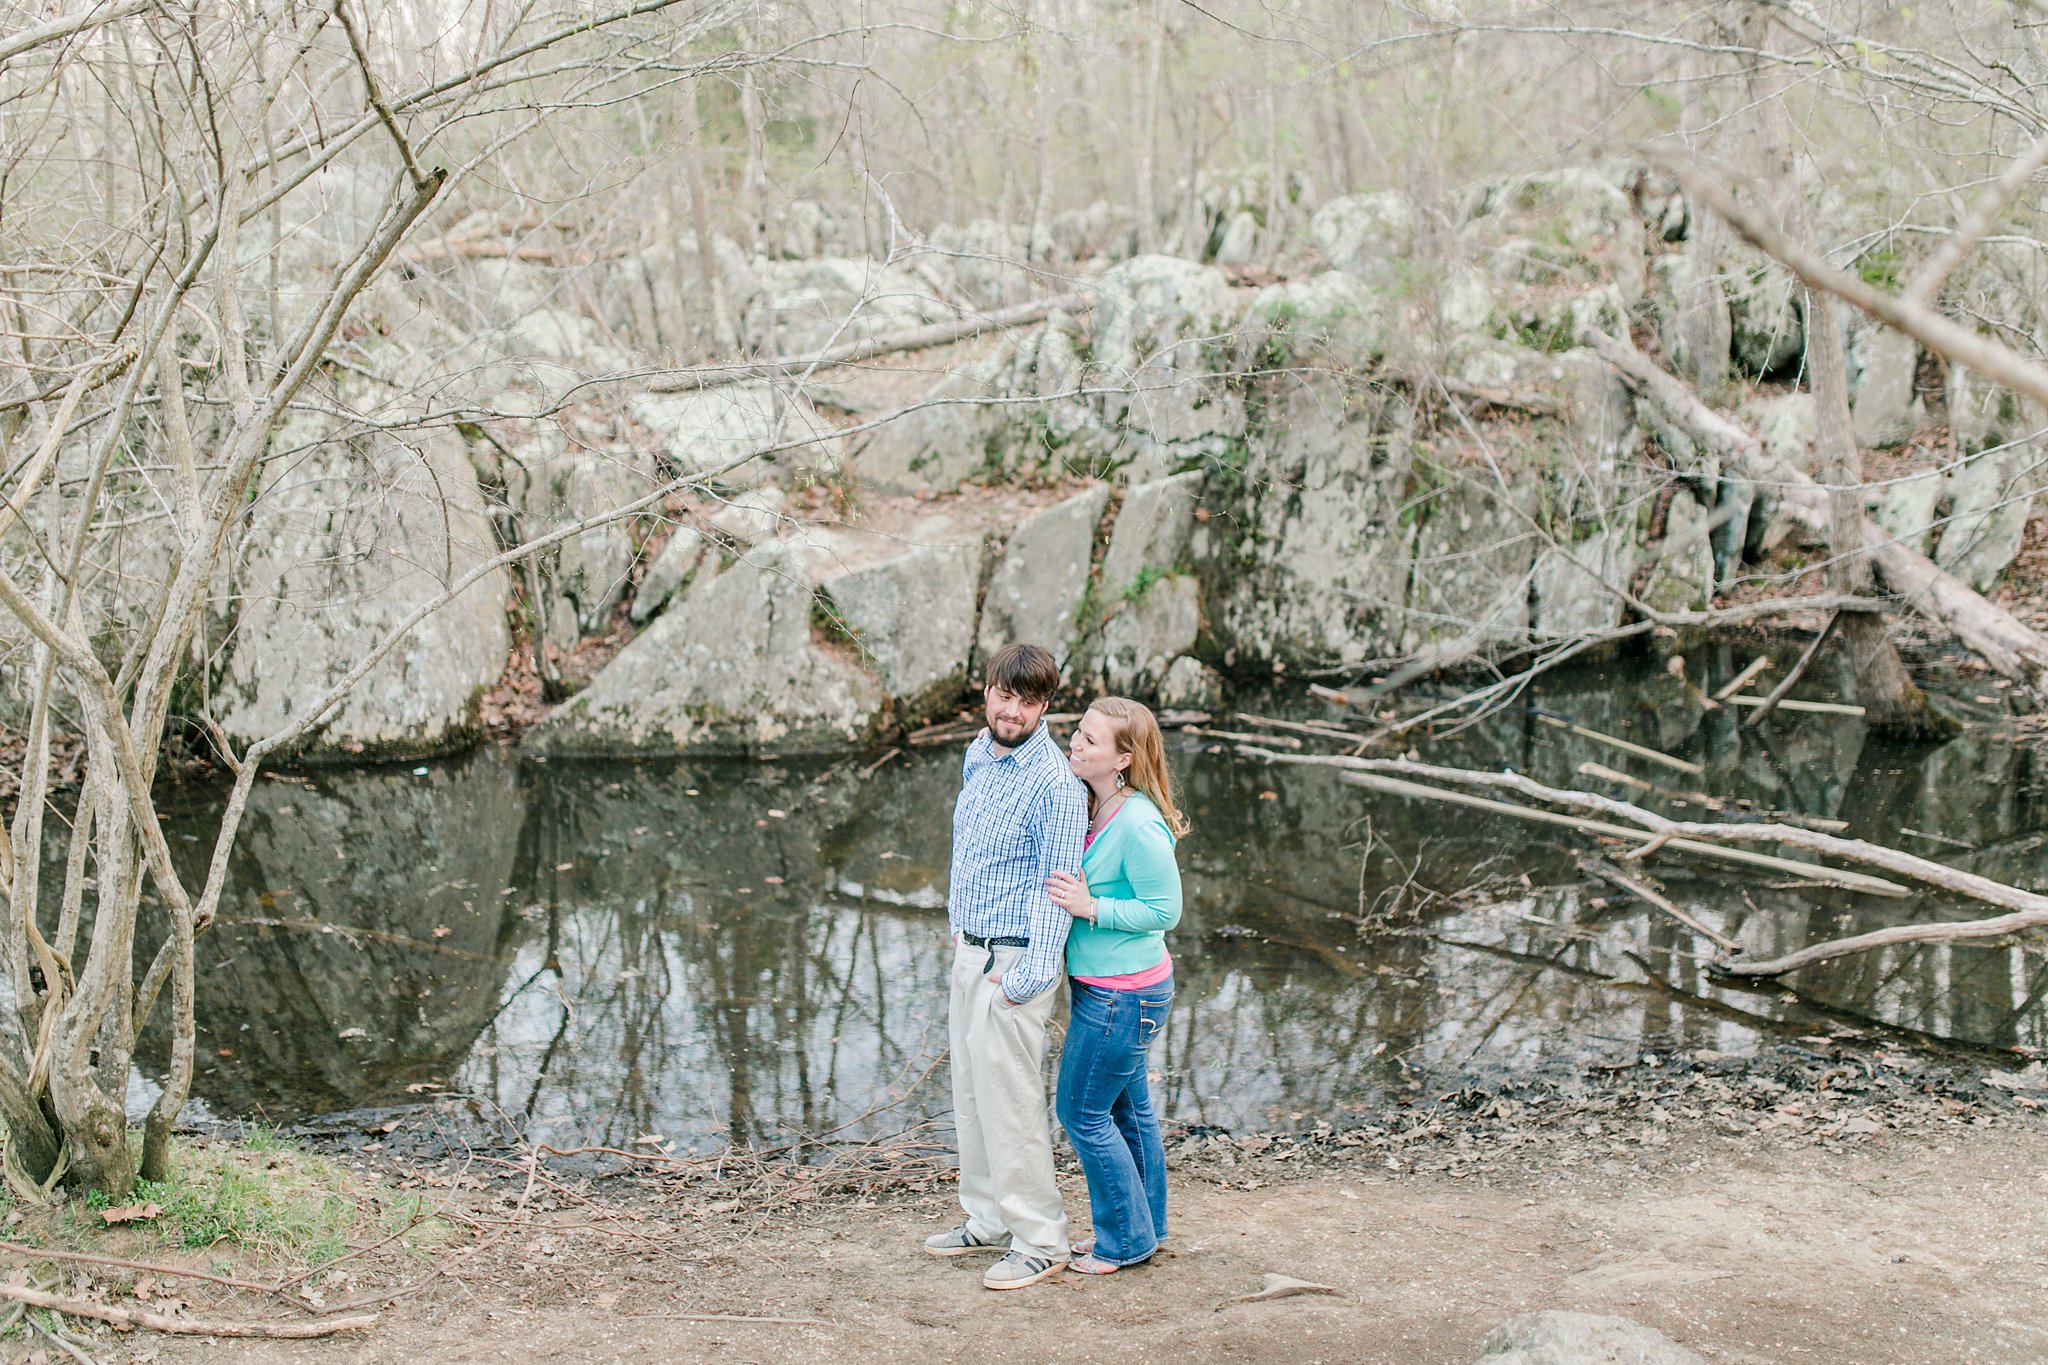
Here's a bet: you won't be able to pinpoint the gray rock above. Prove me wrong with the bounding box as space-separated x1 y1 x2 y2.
1097 575 1201 695
1156 655 1224 711
502 441 648 648
1209 374 1413 666
526 543 885 755
1644 489 1715 614
1531 527 1640 639
1472 1310 1706 1365
1849 324 1923 448
1742 392 1816 471
1213 210 1260 265
1939 444 2038 591
1645 252 1730 385
747 257 948 354
1101 471 1208 600
976 486 1111 669
1239 272 1389 371
1437 264 1497 336
630 383 840 488
1866 468 1943 555
1727 251 1803 377
1462 169 1647 304
930 219 1020 310
217 426 511 758
1090 255 1237 377
594 231 757 359
1308 190 1420 286
818 539 982 719
631 525 705 624
708 486 788 545
1399 466 1538 656
852 343 1012 495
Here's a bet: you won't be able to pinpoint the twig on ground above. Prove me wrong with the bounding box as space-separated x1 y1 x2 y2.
621 1311 837 1327
0 1284 376 1338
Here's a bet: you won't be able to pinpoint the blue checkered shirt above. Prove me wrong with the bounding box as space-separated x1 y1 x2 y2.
948 721 1088 1003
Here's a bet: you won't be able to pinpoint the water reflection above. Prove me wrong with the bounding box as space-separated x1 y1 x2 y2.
145 657 2048 1144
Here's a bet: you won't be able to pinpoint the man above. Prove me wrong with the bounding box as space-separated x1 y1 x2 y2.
923 642 1088 1290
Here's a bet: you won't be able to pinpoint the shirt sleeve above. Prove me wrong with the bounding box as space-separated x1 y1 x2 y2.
1000 775 1087 1002
1092 817 1183 934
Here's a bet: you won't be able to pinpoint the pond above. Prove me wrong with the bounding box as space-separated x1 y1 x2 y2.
140 645 2048 1149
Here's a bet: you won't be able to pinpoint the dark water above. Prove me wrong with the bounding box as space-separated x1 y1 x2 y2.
135 649 2048 1147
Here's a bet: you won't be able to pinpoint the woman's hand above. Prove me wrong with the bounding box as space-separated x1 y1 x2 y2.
1047 870 1095 922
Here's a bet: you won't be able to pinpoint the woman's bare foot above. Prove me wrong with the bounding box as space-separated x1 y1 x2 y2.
1068 1253 1119 1275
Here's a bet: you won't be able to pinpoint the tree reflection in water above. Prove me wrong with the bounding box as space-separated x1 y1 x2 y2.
140 662 2048 1143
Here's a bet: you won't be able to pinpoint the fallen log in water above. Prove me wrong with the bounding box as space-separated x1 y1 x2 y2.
1241 746 2048 978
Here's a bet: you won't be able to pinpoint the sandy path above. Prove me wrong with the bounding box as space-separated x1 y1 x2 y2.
157 1123 2048 1364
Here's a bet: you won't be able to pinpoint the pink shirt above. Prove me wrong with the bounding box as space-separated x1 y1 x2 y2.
1074 800 1172 991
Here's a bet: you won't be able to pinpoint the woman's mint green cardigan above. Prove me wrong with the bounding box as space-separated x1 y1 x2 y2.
1065 791 1182 979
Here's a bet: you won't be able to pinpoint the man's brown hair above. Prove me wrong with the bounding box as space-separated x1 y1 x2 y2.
983 642 1061 705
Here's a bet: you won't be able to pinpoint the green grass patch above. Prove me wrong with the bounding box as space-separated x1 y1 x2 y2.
132 1139 361 1262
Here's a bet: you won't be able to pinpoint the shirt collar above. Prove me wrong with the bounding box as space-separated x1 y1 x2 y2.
980 719 1050 763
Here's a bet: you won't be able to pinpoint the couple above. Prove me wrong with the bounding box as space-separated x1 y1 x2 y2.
923 642 1188 1291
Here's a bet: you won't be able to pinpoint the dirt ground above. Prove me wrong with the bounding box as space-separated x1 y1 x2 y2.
115 1116 2046 1365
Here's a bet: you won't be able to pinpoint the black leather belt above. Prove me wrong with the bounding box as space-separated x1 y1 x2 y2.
963 932 1028 974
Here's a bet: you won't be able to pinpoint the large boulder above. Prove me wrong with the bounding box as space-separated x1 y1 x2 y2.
817 538 983 721
630 524 705 624
1309 190 1421 287
1866 467 1943 555
930 219 1022 310
1090 254 1237 378
1207 375 1414 666
496 429 652 649
1091 256 1244 479
1462 169 1647 305
746 257 949 354
1643 488 1716 615
976 486 1111 670
216 424 511 759
1099 471 1209 600
630 383 840 488
1238 271 1390 371
1097 574 1201 694
852 351 1011 495
593 231 757 359
1848 323 1923 448
1531 526 1641 639
1726 249 1803 378
1938 444 2037 591
1399 459 1539 656
1471 1310 1707 1365
525 542 885 755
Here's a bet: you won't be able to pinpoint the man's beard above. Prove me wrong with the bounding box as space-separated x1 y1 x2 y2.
989 716 1034 745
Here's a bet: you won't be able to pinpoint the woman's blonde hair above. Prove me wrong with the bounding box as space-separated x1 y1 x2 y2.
1087 696 1191 838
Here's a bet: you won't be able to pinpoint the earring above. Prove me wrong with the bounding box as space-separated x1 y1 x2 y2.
1115 771 1126 790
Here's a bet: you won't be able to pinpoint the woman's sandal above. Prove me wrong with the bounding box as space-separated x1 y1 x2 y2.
1068 1252 1120 1275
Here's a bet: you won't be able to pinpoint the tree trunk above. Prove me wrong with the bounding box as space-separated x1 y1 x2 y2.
1135 0 1162 253
683 81 733 358
1806 289 1955 738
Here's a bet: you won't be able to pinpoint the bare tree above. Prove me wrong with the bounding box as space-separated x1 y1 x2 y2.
0 0 755 1197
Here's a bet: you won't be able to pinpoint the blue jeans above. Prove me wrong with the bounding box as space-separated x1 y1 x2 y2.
1055 975 1173 1266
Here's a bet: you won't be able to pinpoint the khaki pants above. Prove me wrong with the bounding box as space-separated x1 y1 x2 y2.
948 940 1067 1261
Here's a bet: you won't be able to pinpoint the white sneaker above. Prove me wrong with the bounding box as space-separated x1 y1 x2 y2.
983 1251 1067 1290
923 1223 1004 1257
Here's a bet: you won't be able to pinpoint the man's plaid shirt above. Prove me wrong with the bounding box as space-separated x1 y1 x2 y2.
948 721 1089 1002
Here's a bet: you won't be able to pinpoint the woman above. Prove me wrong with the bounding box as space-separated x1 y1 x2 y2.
1047 696 1189 1275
